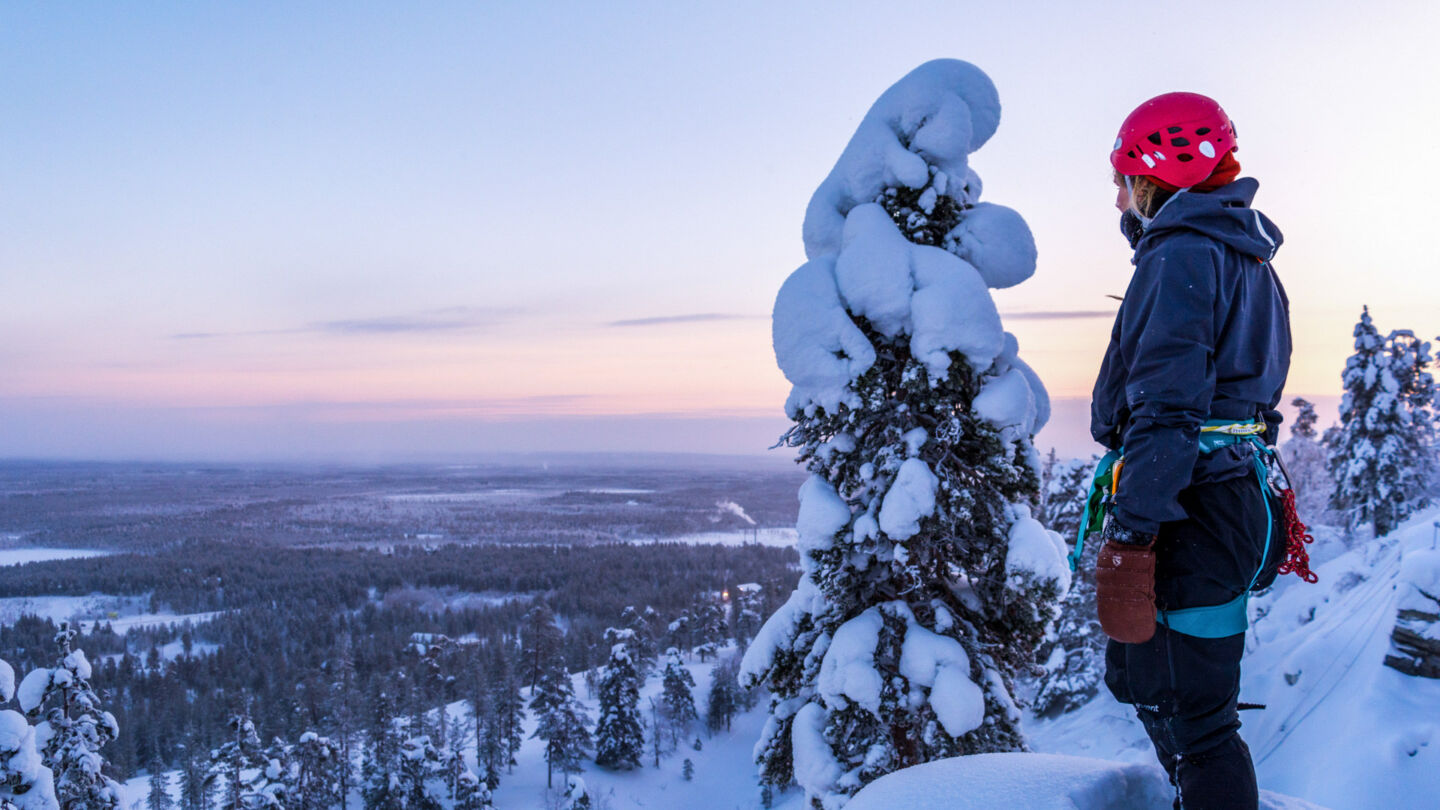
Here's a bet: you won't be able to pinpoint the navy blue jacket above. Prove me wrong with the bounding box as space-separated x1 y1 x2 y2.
1091 178 1292 534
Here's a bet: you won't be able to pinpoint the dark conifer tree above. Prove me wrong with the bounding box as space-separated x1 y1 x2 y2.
594 629 644 771
704 656 740 734
659 648 697 748
529 656 590 788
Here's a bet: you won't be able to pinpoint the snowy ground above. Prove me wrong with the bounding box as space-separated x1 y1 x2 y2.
0 592 221 634
0 547 109 566
1030 509 1440 810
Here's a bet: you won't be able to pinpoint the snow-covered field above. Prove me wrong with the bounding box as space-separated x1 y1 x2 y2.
0 593 220 634
0 547 109 566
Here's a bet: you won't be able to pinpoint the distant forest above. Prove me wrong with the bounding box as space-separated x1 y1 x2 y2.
0 461 804 783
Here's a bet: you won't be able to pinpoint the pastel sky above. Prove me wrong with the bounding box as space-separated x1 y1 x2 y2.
3 1 1437 461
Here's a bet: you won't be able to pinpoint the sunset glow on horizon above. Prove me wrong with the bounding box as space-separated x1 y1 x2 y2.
3 1 1437 461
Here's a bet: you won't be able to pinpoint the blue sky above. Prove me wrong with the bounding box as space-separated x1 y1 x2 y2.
2 1 1437 461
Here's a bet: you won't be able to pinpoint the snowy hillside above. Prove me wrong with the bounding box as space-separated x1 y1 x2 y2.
1029 509 1440 810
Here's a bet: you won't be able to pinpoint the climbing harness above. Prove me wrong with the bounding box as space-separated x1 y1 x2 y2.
1071 418 1318 638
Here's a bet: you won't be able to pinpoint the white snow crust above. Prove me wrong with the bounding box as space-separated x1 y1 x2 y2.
945 202 1037 289
1005 507 1071 593
16 670 48 715
847 752 1324 810
796 475 853 556
772 255 876 416
803 59 1000 259
0 660 12 704
877 459 938 541
773 58 1042 417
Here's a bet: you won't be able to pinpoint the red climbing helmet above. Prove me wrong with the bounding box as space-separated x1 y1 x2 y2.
1110 92 1237 188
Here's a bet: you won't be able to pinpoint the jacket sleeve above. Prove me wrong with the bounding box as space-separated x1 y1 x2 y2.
1112 238 1220 534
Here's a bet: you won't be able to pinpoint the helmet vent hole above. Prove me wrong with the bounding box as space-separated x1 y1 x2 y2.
1195 127 1212 135
1167 126 1183 134
1176 154 1194 163
1170 137 1190 147
1126 150 1136 159
1147 132 1163 145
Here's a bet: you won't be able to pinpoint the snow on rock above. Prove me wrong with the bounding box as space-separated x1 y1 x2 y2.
803 59 1000 259
773 255 876 416
878 459 938 541
946 202 1037 289
1006 506 1071 594
16 669 49 715
1397 547 1440 613
847 752 1327 810
817 607 885 714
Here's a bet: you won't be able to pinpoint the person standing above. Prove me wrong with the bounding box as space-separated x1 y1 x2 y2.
1088 92 1292 810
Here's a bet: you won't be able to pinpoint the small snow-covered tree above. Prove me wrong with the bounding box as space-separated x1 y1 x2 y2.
593 630 644 771
529 660 590 788
287 731 342 810
395 735 443 810
733 585 765 652
1328 308 1437 535
18 623 121 810
0 656 58 810
560 775 591 810
361 693 402 810
619 607 658 677
204 714 281 810
742 60 1066 806
1282 397 1334 525
453 769 493 810
704 656 740 734
659 649 697 749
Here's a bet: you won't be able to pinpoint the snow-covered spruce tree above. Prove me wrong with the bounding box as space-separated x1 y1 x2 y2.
1282 397 1334 525
734 584 766 652
742 60 1067 805
17 623 120 810
593 629 644 771
529 656 590 788
204 713 281 810
1328 308 1437 535
286 731 342 810
361 692 402 810
660 648 698 748
454 769 493 810
0 658 59 810
705 656 740 735
395 734 443 810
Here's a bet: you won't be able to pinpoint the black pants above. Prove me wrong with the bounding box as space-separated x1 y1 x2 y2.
1105 475 1275 810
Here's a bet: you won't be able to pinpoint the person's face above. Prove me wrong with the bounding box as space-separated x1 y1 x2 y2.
1114 174 1132 213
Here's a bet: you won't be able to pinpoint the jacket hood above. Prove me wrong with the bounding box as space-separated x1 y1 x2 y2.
1139 178 1283 261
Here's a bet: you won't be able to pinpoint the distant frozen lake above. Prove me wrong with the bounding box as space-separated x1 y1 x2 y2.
636 527 798 548
0 547 110 566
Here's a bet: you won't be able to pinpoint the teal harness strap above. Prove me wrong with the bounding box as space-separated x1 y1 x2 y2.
1155 419 1276 638
1070 448 1121 572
